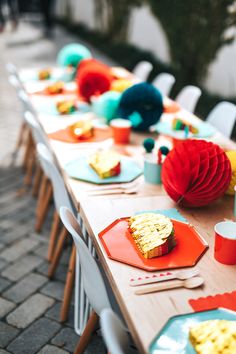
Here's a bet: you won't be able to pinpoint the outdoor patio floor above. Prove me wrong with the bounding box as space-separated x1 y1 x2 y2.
0 20 114 354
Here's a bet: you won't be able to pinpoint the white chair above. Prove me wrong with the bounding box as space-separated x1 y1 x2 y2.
152 73 175 96
60 207 126 354
8 74 25 92
132 61 153 81
6 62 20 79
100 308 130 354
175 85 202 113
206 101 236 138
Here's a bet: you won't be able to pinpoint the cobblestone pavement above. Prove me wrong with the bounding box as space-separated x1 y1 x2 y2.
0 20 115 354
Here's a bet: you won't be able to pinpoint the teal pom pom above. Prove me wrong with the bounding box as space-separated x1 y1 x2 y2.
57 44 92 68
92 91 121 123
143 138 155 153
159 146 170 155
118 82 163 131
128 111 142 127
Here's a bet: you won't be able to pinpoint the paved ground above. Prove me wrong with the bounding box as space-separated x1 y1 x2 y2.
0 19 114 354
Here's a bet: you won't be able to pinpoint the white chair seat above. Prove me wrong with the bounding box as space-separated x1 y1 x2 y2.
175 85 202 113
132 61 153 82
152 72 175 96
206 101 236 137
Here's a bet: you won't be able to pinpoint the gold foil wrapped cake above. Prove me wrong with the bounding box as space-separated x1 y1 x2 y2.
88 151 121 179
70 121 93 140
45 82 64 95
56 100 77 115
128 213 175 259
189 320 236 354
38 69 51 80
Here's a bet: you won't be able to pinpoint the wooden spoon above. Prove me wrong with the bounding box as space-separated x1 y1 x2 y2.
135 276 204 295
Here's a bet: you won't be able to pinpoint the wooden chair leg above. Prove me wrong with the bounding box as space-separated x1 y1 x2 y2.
48 211 61 262
35 180 53 232
32 164 42 197
60 245 76 322
74 311 99 354
36 174 48 216
23 131 33 169
15 121 27 150
24 149 35 186
48 226 68 279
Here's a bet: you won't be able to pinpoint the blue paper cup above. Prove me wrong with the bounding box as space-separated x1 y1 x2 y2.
144 156 162 185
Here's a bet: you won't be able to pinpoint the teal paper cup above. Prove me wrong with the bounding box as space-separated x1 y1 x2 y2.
144 155 162 184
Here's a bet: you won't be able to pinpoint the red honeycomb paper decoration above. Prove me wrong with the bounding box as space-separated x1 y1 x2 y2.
76 59 113 101
162 140 232 207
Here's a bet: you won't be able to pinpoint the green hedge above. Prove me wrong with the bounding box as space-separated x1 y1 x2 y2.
57 20 236 138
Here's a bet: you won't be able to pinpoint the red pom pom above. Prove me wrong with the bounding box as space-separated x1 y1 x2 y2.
76 60 113 101
162 140 232 207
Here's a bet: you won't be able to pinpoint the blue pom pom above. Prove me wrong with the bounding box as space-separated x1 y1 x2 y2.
143 138 155 153
92 91 121 123
159 146 170 155
57 44 92 68
118 82 163 131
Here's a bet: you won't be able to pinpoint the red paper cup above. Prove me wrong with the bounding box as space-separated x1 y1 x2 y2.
214 221 236 265
110 119 131 144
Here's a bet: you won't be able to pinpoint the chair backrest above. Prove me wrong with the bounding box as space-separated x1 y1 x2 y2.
36 143 73 213
100 308 129 354
8 75 25 92
175 85 202 113
132 61 153 81
60 207 111 315
17 89 35 114
152 72 176 97
24 111 50 148
206 101 236 137
6 62 19 78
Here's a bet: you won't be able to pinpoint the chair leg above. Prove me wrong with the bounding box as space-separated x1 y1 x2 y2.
23 131 33 169
47 211 60 262
74 311 99 354
24 148 35 186
60 244 76 322
35 179 53 232
32 164 42 197
48 226 68 279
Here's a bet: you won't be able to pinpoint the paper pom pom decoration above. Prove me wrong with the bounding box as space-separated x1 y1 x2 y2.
57 44 92 68
111 79 133 92
143 138 155 153
92 91 121 123
118 83 163 131
162 140 231 207
76 61 113 101
225 151 236 195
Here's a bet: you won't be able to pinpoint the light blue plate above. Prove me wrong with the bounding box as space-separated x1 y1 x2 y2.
33 101 90 116
65 156 143 184
149 308 236 353
155 121 216 139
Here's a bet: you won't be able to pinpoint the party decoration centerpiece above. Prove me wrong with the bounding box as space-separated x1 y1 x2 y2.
38 69 51 80
76 60 113 102
128 213 176 259
111 79 133 93
118 83 163 131
92 91 121 123
70 120 93 140
56 100 77 115
225 151 236 195
45 81 64 95
162 140 232 207
57 43 92 68
143 138 155 153
88 150 121 179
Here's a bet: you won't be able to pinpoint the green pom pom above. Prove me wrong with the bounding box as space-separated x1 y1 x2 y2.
159 146 170 155
143 138 155 153
129 111 142 127
92 91 121 123
57 44 92 68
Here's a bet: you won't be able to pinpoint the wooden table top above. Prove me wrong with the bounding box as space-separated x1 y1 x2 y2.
21 69 236 353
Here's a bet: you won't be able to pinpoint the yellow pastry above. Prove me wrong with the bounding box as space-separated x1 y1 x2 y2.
38 69 51 80
189 320 236 354
70 121 93 140
88 151 121 178
128 213 175 258
172 118 199 134
45 81 64 95
56 100 77 115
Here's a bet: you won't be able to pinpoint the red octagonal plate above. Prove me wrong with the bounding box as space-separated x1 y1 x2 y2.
99 217 208 271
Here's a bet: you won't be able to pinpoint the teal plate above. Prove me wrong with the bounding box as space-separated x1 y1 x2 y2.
149 308 236 353
33 101 90 116
155 121 216 139
65 156 143 184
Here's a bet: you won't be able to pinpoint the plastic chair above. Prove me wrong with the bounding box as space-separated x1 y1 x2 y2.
100 308 130 354
152 73 175 97
175 85 202 113
8 74 25 92
60 207 116 354
6 62 20 79
206 101 236 138
132 61 153 82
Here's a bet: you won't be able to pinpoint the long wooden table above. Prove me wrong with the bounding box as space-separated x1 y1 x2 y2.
22 72 236 353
